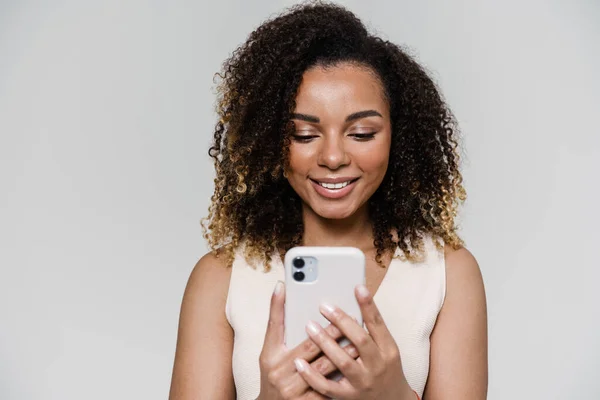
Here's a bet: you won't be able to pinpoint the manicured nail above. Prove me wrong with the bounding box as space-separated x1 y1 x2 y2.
320 302 336 315
294 358 305 372
356 284 370 298
306 320 320 335
274 281 283 295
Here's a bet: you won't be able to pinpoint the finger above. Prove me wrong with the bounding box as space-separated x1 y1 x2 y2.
310 343 358 377
263 281 285 347
319 301 380 364
355 284 395 350
294 358 354 400
290 323 344 363
305 320 362 381
287 344 358 397
272 323 345 397
301 389 329 400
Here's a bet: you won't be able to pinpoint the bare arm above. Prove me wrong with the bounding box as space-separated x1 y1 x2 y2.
169 253 236 400
423 247 488 399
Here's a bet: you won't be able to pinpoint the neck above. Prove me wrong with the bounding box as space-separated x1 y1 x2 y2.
301 204 375 252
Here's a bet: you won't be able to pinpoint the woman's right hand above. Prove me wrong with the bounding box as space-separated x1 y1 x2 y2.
257 281 358 400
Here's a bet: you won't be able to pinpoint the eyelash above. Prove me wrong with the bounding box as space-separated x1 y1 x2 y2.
291 134 318 143
291 133 377 143
350 132 376 141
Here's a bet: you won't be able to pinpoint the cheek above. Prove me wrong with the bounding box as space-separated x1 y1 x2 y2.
356 143 391 176
288 144 314 173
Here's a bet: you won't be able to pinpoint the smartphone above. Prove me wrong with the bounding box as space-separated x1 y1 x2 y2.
283 246 366 348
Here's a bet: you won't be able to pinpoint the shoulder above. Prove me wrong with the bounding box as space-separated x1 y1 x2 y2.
442 244 486 304
184 250 233 308
170 251 237 399
191 250 231 278
423 245 488 398
443 245 481 276
176 251 234 344
440 243 487 322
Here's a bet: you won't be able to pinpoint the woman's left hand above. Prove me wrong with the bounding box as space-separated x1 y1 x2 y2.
293 284 416 400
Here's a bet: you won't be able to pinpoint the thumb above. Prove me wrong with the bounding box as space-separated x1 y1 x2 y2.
263 280 285 347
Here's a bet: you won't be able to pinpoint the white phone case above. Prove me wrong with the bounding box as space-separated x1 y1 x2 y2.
284 246 366 348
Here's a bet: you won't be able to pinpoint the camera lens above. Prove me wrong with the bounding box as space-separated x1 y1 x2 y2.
293 271 305 281
293 257 305 268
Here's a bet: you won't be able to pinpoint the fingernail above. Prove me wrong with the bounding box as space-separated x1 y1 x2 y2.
306 320 320 335
320 302 336 315
294 358 305 372
273 281 283 295
356 284 370 298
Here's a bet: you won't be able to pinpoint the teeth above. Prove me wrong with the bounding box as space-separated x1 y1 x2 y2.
319 181 351 189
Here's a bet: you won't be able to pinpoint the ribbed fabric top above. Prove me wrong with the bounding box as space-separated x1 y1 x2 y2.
225 234 446 399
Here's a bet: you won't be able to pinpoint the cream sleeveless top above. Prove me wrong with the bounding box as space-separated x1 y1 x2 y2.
225 235 446 399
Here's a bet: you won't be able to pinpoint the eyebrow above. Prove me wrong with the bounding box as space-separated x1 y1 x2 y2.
290 110 383 123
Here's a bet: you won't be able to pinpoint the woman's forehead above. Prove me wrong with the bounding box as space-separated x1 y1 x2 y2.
294 64 389 117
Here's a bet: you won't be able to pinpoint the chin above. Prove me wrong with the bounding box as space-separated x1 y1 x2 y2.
312 204 358 220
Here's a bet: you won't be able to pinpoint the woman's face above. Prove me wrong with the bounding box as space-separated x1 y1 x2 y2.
286 63 392 220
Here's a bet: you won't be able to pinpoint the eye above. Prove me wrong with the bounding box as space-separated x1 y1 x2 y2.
349 132 377 141
291 134 318 143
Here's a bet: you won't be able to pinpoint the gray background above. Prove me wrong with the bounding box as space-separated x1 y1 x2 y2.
1 0 599 399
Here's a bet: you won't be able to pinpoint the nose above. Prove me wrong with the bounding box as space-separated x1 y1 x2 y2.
317 135 350 170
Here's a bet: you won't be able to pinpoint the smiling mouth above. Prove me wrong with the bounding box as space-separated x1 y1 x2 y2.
310 178 359 190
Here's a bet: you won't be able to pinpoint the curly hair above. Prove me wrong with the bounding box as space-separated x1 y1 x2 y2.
202 1 466 270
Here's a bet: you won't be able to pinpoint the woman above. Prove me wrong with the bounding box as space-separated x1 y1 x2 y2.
169 2 487 399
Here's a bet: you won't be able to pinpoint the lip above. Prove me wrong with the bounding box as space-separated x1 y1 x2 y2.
309 177 359 199
311 176 359 184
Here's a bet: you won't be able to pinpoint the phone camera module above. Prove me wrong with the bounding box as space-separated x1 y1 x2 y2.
293 257 305 268
293 271 305 281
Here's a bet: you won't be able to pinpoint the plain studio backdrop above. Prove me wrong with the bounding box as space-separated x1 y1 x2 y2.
1 0 598 399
